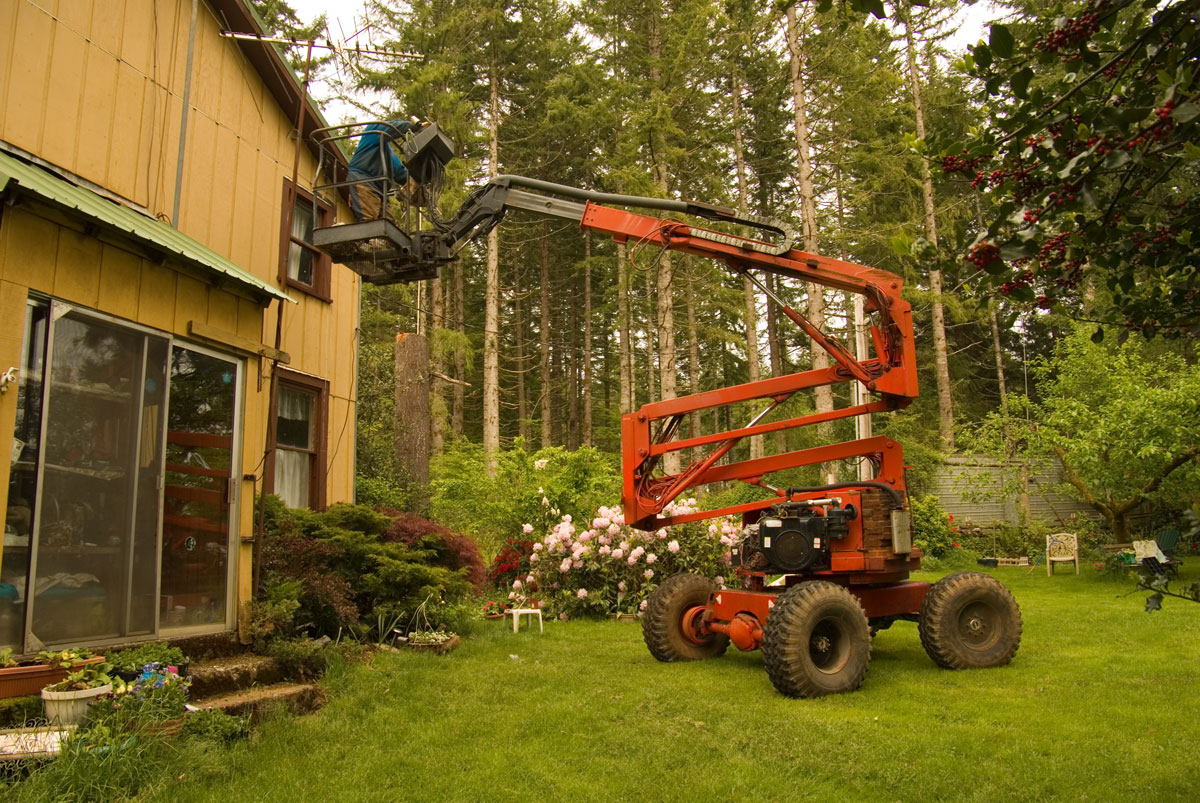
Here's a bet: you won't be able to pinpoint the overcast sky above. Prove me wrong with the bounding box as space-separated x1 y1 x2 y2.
286 0 1000 124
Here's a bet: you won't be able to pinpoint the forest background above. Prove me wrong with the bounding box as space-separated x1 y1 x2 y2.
252 0 1200 553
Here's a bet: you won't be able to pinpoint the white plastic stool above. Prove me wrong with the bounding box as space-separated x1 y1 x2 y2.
507 608 543 633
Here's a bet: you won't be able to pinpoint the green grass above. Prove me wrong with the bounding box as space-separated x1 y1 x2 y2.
18 567 1200 802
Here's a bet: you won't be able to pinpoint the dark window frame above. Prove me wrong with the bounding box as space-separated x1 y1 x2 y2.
266 368 329 510
278 180 333 302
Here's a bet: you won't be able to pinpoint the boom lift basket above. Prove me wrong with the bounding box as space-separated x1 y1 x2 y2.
310 121 456 284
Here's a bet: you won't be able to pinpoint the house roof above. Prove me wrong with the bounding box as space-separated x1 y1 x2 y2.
0 150 292 304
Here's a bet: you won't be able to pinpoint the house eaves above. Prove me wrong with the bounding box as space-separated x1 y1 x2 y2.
0 150 292 305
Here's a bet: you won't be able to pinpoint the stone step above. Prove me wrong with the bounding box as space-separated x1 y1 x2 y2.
187 654 282 698
192 682 323 720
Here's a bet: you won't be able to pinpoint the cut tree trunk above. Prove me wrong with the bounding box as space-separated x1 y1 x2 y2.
395 333 431 496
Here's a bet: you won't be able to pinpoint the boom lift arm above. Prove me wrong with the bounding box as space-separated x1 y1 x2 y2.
414 174 919 530
313 129 918 531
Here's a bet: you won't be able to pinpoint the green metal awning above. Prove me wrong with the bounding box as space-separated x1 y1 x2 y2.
0 150 292 304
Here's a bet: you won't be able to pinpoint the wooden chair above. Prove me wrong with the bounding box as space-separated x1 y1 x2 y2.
1046 533 1079 575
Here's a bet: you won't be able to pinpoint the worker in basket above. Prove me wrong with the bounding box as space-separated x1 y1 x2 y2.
347 118 428 221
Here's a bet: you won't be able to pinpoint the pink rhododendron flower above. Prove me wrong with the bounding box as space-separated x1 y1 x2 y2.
572 559 583 569
522 523 534 534
562 514 572 523
607 524 622 537
577 588 588 599
715 576 725 587
512 579 523 590
640 599 649 611
619 541 630 552
630 546 645 559
532 542 542 551
656 529 668 540
599 545 612 556
618 581 627 592
593 517 610 529
611 549 624 560
627 555 638 566
644 569 654 579
560 558 572 573
530 553 539 563
646 553 657 564
559 612 568 621
526 574 535 584
534 458 549 470
668 540 680 553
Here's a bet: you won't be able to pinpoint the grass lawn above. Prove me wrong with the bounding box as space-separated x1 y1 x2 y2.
145 567 1199 802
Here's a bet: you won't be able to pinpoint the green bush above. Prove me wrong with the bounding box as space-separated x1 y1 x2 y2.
106 642 187 675
257 497 476 642
910 494 956 558
431 441 620 557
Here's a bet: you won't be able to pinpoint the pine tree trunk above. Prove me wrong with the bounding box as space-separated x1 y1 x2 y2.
786 4 834 480
648 6 678 476
430 276 445 455
765 273 786 454
483 63 502 474
644 266 658 401
452 258 465 439
904 9 955 451
567 270 580 450
617 240 633 415
515 261 529 444
991 300 1010 448
686 266 702 455
733 69 764 461
539 226 553 448
583 235 593 446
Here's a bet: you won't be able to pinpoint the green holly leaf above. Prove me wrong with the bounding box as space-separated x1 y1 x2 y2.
1011 67 1033 99
989 24 1014 59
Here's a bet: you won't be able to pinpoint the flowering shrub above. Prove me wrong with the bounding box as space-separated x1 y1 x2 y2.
487 537 535 589
910 494 956 558
526 498 738 619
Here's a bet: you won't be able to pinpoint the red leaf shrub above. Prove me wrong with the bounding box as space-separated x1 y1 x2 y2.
379 510 487 588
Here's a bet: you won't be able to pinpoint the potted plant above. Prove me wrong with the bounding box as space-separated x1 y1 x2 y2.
106 642 188 681
41 661 113 726
482 599 510 620
0 648 105 699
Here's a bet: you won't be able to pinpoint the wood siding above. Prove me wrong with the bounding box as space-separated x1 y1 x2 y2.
927 456 1100 529
0 0 359 602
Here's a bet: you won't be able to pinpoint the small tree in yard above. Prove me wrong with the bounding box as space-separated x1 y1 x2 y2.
970 325 1200 540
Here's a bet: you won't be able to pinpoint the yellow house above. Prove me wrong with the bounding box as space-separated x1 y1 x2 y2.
0 0 360 653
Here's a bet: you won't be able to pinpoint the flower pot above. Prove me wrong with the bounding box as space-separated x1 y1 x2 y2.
138 714 186 738
611 613 638 623
485 614 504 620
0 656 105 699
42 683 112 726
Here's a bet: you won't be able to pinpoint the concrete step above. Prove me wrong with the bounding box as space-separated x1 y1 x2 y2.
192 682 323 720
187 654 282 698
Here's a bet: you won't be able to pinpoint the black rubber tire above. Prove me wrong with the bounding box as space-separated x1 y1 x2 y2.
761 581 871 698
918 571 1022 670
642 573 729 662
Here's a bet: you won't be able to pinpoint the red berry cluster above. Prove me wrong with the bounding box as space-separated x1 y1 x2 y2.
967 241 1001 270
941 152 989 175
1035 2 1109 53
999 269 1034 296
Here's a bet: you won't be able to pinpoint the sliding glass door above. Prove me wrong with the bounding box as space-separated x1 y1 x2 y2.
161 345 240 631
26 302 166 646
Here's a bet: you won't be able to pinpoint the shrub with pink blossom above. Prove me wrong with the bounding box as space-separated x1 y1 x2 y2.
525 498 737 619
